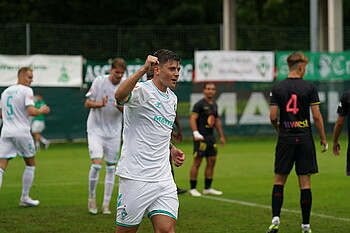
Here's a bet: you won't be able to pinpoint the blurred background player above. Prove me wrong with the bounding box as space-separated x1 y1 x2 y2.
146 70 186 195
115 50 185 233
332 89 350 175
189 83 225 197
85 58 126 215
31 93 50 150
0 67 50 206
267 52 327 233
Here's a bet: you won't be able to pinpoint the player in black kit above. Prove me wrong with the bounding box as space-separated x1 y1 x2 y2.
332 90 350 175
188 83 225 197
266 52 328 233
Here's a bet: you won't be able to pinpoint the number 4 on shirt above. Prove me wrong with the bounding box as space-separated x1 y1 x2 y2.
286 94 299 115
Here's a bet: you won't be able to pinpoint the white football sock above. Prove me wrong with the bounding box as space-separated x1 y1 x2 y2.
88 164 101 198
272 216 280 225
301 224 310 230
103 165 116 207
21 166 35 200
35 141 40 150
40 136 48 144
0 168 4 189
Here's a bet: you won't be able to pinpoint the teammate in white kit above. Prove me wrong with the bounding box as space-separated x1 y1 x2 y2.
114 49 186 233
85 58 126 215
0 67 50 206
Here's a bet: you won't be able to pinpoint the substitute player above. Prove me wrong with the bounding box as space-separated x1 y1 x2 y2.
114 49 185 233
188 83 225 197
0 67 50 206
85 58 126 215
31 93 50 150
267 52 327 233
332 89 350 175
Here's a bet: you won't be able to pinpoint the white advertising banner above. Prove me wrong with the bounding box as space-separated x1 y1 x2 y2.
0 54 83 87
194 50 275 82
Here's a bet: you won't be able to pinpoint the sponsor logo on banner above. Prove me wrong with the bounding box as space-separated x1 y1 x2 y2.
276 51 350 81
0 55 83 87
194 51 275 82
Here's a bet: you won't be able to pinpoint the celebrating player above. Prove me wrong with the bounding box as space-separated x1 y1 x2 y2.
114 49 185 233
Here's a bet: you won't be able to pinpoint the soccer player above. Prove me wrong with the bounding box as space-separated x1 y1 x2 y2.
146 70 186 195
31 93 50 150
85 58 126 215
267 52 327 233
332 90 350 175
0 67 50 206
114 49 185 233
188 83 225 197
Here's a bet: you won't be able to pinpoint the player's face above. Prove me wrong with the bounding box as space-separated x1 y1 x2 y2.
157 60 180 89
203 84 216 99
109 67 125 85
21 70 34 87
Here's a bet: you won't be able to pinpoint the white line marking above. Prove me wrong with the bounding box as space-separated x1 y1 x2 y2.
5 181 350 222
200 195 350 222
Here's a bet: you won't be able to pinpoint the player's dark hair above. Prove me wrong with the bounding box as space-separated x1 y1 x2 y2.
203 82 215 89
111 58 126 70
153 49 181 65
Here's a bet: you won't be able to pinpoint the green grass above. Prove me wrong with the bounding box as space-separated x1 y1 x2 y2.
1 136 349 232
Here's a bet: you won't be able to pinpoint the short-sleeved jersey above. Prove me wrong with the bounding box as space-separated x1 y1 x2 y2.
115 80 177 182
0 84 35 138
191 98 219 138
336 90 350 142
85 75 124 138
33 100 46 121
269 78 320 143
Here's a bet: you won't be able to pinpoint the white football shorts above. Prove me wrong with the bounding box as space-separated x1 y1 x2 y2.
87 133 121 164
31 120 45 133
116 177 178 227
0 136 36 159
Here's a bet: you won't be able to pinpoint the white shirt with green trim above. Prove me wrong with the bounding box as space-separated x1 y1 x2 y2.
0 84 34 138
86 75 124 138
116 80 177 182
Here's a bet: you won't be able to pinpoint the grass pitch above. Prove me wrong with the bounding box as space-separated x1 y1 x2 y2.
0 136 349 232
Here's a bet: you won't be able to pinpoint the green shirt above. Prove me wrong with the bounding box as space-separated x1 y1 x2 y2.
33 100 46 121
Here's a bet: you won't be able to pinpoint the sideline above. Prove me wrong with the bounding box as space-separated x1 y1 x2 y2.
201 195 350 222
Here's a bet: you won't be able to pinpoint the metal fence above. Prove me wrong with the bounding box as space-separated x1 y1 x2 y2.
1 23 348 61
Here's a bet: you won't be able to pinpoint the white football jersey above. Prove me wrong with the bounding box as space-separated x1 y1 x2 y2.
116 80 177 182
86 75 124 138
0 84 34 138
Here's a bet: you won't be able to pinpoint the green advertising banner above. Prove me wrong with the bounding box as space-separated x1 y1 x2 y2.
83 59 194 84
276 51 350 81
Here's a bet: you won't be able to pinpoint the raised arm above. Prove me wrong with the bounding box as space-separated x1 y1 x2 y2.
311 105 328 152
115 55 158 104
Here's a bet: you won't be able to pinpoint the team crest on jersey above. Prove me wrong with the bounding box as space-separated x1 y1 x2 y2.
121 206 128 220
